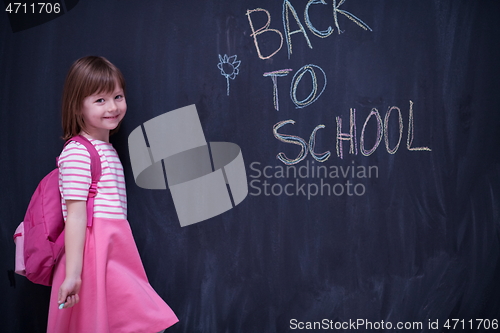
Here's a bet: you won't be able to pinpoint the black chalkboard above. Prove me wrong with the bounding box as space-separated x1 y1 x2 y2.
1 0 499 332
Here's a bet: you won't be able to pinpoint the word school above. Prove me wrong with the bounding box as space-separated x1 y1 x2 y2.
273 101 431 165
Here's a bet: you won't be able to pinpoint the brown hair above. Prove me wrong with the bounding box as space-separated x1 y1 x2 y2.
61 56 126 140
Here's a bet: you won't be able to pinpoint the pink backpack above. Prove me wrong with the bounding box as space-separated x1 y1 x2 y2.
13 135 101 286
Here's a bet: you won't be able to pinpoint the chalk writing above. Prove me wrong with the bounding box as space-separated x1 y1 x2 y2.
305 0 334 38
274 101 431 164
384 106 403 154
264 64 326 110
246 8 283 60
218 54 241 96
247 0 372 60
264 69 293 111
360 108 383 156
333 0 372 34
309 125 331 162
243 2 430 166
291 64 327 108
407 100 431 151
273 120 308 165
283 0 313 58
336 108 357 159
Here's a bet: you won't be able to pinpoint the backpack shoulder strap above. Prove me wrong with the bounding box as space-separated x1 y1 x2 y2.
65 135 102 227
68 135 102 181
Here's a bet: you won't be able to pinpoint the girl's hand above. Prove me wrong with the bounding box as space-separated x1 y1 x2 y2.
58 276 82 309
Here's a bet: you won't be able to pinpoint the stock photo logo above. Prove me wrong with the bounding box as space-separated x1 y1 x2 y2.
128 105 248 227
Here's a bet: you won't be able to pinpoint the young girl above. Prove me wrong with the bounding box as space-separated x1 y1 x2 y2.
48 56 178 332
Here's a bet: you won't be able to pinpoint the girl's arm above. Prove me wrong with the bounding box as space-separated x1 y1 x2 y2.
58 199 87 309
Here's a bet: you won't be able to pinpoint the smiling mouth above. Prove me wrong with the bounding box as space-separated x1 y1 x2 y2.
104 115 120 120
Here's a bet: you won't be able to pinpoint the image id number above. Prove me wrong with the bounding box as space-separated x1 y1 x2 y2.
5 3 61 14
444 319 498 330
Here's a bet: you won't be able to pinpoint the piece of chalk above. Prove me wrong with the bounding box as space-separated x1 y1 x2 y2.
59 303 64 310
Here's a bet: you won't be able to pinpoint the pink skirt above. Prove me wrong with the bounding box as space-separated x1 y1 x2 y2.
47 218 178 333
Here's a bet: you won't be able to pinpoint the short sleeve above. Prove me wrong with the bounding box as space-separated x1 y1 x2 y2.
58 141 91 201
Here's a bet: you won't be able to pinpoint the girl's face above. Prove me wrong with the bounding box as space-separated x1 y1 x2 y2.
80 83 126 141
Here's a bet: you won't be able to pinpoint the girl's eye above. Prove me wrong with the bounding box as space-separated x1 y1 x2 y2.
115 95 124 100
95 98 105 103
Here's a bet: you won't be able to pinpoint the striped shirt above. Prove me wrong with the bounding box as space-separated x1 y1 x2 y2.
58 139 127 220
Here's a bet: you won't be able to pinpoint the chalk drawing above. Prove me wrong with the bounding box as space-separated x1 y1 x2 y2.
218 54 241 96
264 69 293 111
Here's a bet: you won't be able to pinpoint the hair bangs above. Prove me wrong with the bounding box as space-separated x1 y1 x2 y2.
84 63 125 97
